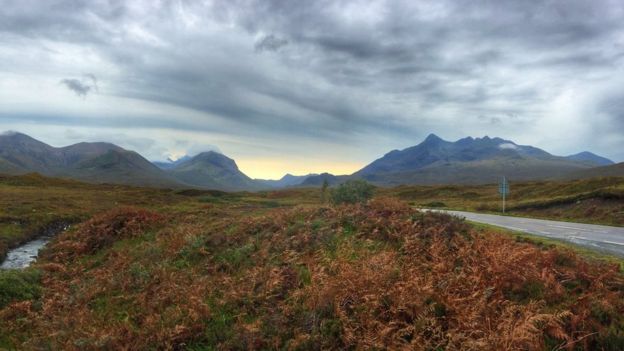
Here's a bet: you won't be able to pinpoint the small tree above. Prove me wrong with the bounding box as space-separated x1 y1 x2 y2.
330 179 374 205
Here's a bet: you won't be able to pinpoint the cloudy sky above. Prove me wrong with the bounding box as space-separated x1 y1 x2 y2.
1 0 623 179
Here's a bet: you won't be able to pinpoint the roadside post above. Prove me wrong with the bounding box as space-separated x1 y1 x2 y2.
499 176 509 213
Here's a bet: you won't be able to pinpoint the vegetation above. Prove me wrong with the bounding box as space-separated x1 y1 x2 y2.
0 173 183 261
0 268 42 309
385 176 624 226
330 179 375 205
1 173 624 349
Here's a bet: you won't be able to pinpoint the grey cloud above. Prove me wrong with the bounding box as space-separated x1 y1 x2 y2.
254 34 288 52
60 79 91 97
598 94 624 130
2 0 624 163
59 75 98 97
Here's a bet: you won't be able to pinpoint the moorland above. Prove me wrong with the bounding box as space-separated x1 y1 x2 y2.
1 173 624 349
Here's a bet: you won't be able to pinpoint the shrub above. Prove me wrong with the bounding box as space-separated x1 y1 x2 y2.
330 180 374 205
0 268 42 309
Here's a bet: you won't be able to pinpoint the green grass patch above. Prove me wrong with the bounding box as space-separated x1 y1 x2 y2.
214 243 256 272
0 268 43 309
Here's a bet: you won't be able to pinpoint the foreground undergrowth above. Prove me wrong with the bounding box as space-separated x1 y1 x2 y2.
1 198 624 350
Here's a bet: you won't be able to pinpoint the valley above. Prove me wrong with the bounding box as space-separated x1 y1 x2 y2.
4 2 624 349
1 132 623 350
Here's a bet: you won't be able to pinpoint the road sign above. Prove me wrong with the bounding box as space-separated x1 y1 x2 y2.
499 177 509 213
499 182 509 195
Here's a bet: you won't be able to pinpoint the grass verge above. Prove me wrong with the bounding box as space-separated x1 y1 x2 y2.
469 221 624 270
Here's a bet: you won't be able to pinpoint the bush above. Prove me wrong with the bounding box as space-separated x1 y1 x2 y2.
330 180 375 205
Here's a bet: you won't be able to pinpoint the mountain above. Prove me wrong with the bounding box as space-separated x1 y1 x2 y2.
0 132 180 187
354 134 607 186
299 172 349 186
0 132 263 191
565 151 614 166
256 173 318 188
164 151 260 191
153 155 192 170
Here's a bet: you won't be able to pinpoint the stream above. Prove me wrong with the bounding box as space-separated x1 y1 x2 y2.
1 236 53 269
0 223 70 269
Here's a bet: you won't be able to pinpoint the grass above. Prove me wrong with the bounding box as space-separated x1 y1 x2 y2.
383 176 624 226
0 173 318 260
0 268 42 309
469 221 624 270
1 173 624 349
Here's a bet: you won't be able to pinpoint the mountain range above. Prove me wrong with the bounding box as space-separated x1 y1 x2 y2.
255 173 318 188
0 131 620 190
0 132 255 190
351 134 616 186
0 131 179 188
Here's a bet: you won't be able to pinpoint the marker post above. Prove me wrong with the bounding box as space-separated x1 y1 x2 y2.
499 176 509 213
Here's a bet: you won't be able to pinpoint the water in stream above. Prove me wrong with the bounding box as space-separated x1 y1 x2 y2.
0 235 54 269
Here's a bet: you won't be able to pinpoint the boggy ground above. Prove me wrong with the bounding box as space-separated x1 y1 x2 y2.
0 173 315 261
1 196 624 350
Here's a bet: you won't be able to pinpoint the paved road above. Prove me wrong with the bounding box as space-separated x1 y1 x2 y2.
435 210 624 257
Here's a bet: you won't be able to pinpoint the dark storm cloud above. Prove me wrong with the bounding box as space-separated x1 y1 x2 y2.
1 0 624 162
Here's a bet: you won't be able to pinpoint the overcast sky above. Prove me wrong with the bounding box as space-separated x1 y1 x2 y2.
1 0 623 179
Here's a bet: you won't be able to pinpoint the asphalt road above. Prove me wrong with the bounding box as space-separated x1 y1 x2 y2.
436 210 624 257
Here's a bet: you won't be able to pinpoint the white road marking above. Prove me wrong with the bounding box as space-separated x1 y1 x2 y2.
600 240 624 246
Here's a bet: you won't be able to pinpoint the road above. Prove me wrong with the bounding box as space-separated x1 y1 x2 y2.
435 210 624 257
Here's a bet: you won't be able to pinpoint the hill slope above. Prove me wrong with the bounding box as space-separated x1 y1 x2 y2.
565 151 614 166
0 132 180 187
165 151 260 191
561 162 624 179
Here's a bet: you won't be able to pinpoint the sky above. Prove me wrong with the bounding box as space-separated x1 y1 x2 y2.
1 0 623 179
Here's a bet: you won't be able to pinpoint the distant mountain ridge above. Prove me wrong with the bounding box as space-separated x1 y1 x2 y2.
565 151 614 166
0 132 179 187
300 173 349 186
351 134 614 186
255 173 318 188
1 131 620 190
0 132 261 191
293 134 619 187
